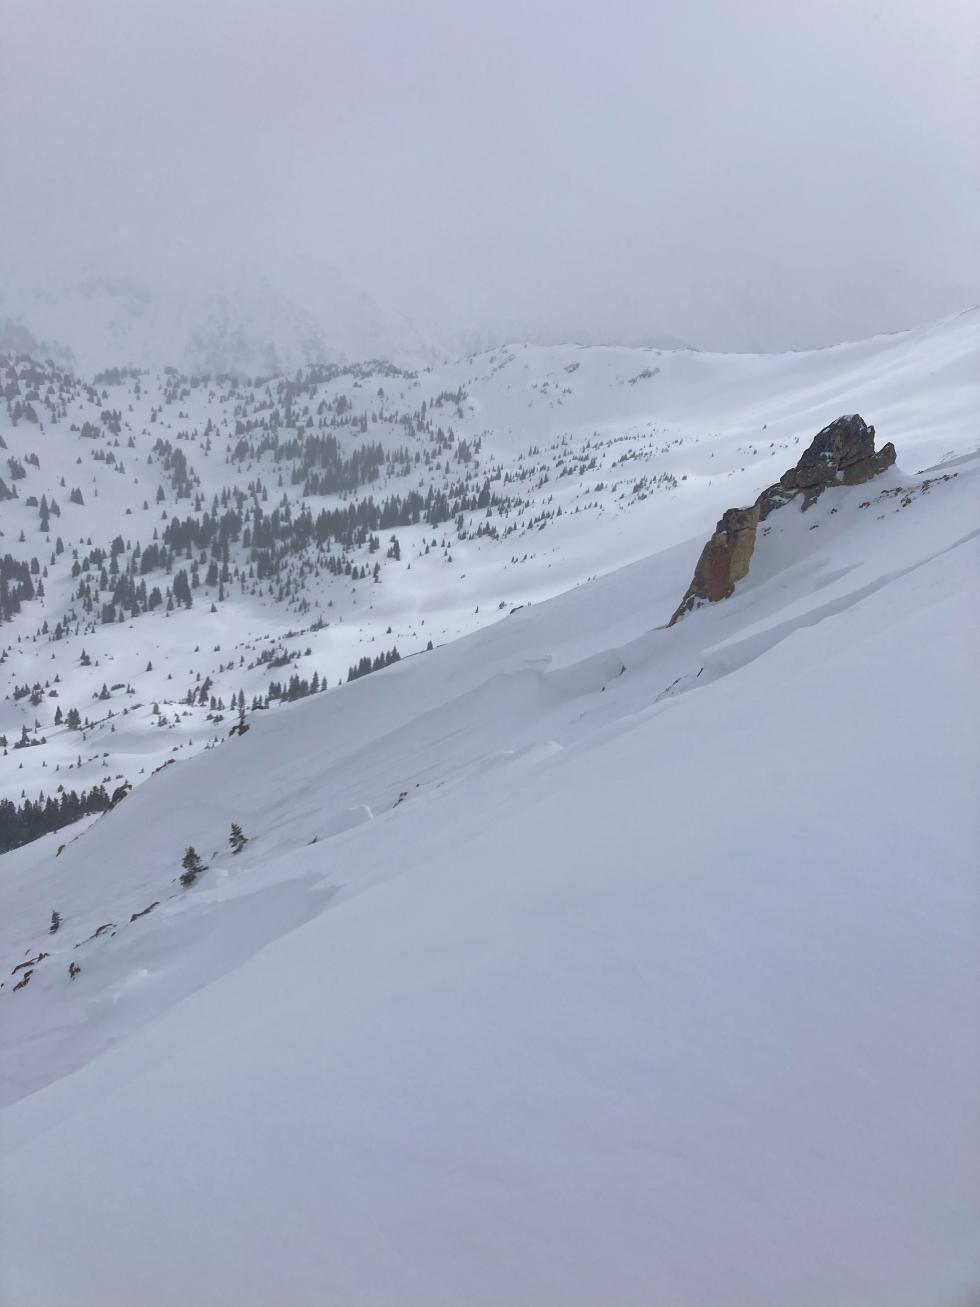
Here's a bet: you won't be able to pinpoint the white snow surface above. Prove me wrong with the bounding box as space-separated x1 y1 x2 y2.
1 311 979 1305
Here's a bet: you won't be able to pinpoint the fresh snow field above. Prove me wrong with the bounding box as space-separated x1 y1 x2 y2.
1 309 978 1305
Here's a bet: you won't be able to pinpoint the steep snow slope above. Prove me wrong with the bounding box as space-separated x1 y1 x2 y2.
2 308 977 837
1 416 978 1305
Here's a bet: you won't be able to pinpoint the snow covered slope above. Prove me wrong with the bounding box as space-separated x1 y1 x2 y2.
1 309 978 1304
2 308 977 848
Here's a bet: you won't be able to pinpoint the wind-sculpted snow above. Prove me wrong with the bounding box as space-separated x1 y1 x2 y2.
0 312 979 1306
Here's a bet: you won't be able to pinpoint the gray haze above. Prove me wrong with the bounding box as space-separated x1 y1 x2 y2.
2 0 978 355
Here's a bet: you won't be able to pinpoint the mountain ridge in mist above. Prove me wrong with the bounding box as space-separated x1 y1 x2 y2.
0 261 445 375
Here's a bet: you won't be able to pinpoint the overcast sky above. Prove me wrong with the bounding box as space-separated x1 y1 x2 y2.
2 0 978 351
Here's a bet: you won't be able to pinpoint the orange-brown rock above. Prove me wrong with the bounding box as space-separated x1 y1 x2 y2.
671 504 761 619
668 415 896 625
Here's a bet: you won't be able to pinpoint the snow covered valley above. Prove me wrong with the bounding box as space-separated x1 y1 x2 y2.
1 310 979 1306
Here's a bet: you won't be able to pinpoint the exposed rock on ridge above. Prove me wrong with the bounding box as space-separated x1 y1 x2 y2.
668 415 895 625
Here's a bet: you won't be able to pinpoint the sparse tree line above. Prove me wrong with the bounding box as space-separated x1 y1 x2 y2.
180 824 249 887
2 349 511 638
55 475 519 624
347 646 401 682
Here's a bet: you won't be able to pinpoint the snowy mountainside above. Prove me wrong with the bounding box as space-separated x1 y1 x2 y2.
0 335 978 1303
0 309 977 857
0 263 441 376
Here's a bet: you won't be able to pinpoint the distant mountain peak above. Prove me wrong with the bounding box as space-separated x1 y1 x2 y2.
0 262 444 376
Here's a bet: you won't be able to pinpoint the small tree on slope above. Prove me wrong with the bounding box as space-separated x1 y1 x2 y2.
229 823 248 855
180 847 206 887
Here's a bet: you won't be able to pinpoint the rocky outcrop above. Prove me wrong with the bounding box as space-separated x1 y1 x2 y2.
668 415 895 626
109 782 132 808
673 504 761 613
775 414 896 501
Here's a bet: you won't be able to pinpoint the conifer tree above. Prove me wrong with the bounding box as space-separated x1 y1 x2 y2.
49 909 61 934
229 823 248 854
180 846 205 886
